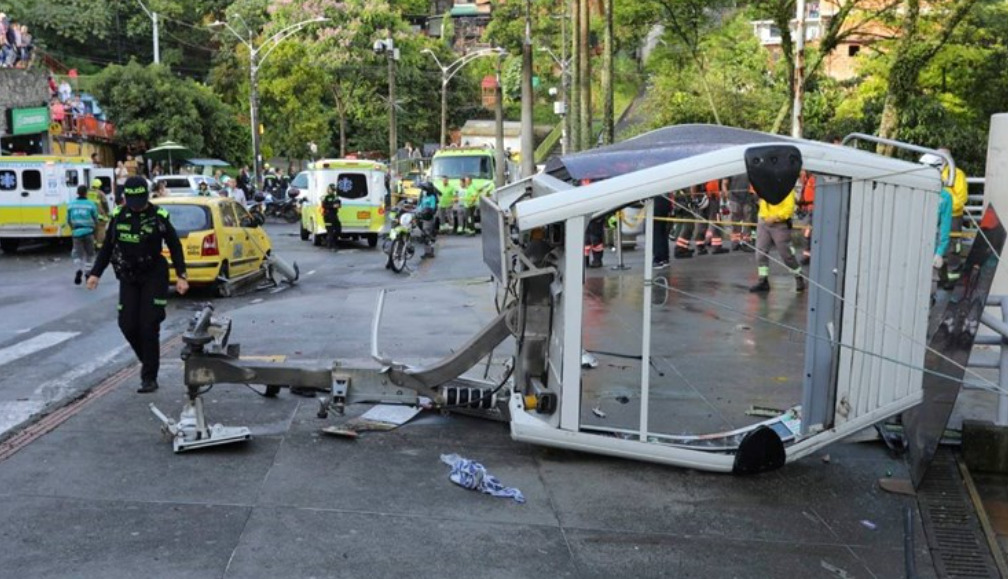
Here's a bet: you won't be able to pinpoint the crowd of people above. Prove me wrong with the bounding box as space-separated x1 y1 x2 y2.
0 13 32 68
48 76 90 135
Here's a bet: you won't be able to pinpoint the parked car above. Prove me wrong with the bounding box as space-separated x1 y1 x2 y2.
152 196 272 295
153 175 221 196
286 171 308 199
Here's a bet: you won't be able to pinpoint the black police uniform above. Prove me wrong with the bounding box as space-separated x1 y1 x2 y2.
321 190 342 249
90 203 186 391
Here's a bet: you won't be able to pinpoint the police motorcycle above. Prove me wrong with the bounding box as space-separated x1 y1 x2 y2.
383 183 437 273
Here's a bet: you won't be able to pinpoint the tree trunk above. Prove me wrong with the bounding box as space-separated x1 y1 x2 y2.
569 0 580 152
601 0 614 144
579 0 592 150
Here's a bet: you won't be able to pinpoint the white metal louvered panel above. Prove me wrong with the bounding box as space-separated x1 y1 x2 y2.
834 180 937 426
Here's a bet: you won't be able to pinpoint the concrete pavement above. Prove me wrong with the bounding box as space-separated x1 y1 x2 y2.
0 223 938 577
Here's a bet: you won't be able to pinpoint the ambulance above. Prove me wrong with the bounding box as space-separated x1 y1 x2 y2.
299 158 389 248
0 156 116 254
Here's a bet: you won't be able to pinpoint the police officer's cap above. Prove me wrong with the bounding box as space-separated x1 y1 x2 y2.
123 176 150 209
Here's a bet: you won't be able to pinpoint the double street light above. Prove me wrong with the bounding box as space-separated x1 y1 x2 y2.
421 47 507 149
210 15 328 189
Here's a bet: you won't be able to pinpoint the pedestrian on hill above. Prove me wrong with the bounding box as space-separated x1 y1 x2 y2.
86 177 188 393
67 185 99 286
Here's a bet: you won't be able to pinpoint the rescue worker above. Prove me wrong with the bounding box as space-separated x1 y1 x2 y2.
416 183 438 258
933 183 954 289
461 178 484 235
437 176 457 234
85 177 188 393
87 178 110 247
673 187 706 258
68 185 100 285
727 173 755 252
321 183 342 251
922 149 968 282
796 169 816 264
652 191 672 269
749 187 805 294
694 179 729 255
579 179 604 268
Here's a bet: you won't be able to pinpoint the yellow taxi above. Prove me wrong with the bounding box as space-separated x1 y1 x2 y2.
152 196 272 290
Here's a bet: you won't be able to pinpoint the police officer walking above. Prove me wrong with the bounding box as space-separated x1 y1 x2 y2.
85 177 189 393
321 183 342 250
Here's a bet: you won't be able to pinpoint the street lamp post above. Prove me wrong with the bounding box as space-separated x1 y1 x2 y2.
374 38 399 168
422 47 507 149
210 16 327 190
539 46 570 155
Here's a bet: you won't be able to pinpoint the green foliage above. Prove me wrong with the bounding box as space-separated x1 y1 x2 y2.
90 60 249 164
642 12 785 130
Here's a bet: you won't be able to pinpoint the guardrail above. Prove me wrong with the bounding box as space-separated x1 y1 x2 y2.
966 294 1008 427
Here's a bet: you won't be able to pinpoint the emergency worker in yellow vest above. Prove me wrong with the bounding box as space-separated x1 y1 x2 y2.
749 189 805 293
88 178 110 247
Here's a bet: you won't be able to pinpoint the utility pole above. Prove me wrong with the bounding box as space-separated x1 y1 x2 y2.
560 13 570 155
569 0 580 153
495 53 505 187
792 0 806 138
578 0 591 151
136 1 160 64
520 0 535 177
602 0 613 145
388 40 398 167
153 12 160 64
249 49 261 187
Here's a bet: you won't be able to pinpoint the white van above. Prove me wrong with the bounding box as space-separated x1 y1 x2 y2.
0 156 114 254
299 159 389 248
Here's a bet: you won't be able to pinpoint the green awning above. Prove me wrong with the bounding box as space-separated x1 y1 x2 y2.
450 4 478 16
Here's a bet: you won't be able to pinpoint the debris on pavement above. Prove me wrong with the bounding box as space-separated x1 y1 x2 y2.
322 404 422 438
745 405 784 418
440 453 525 503
592 407 606 418
581 350 599 369
860 519 877 530
820 560 853 578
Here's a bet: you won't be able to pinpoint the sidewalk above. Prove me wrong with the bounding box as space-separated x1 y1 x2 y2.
0 271 937 578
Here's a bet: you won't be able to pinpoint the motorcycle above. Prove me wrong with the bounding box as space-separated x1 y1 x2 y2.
383 201 435 273
263 189 302 223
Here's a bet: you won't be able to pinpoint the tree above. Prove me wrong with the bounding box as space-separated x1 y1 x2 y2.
641 12 786 131
90 60 249 164
875 0 979 147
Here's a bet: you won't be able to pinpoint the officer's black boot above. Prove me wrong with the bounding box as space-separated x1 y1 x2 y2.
137 379 159 393
674 248 694 259
749 277 770 293
589 251 603 268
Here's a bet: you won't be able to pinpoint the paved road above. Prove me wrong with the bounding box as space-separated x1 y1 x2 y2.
0 222 936 578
